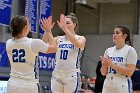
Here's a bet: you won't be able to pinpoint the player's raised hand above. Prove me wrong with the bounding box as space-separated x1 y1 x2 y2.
57 14 67 32
40 16 55 32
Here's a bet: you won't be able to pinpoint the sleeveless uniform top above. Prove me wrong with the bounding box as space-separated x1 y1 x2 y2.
54 35 84 70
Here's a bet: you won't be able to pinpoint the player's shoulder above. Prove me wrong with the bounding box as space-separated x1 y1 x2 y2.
75 35 86 40
6 38 12 43
75 34 85 38
106 46 114 50
6 39 12 47
56 36 65 41
123 44 136 52
104 46 114 54
127 45 137 53
6 38 15 45
126 45 134 49
31 38 44 44
57 36 64 39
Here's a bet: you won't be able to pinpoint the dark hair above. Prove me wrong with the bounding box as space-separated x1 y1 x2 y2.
115 25 132 46
10 16 27 37
66 13 78 32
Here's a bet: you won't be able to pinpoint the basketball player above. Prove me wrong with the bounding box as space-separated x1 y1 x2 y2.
42 13 86 93
100 25 137 93
6 15 56 93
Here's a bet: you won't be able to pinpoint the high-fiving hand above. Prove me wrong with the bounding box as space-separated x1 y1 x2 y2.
57 14 67 32
40 16 55 32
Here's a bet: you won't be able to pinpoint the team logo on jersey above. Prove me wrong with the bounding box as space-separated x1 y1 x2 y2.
59 44 74 49
110 57 123 62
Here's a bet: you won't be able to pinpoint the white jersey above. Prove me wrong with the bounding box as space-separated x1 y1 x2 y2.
104 44 137 75
54 35 83 70
102 44 137 93
6 37 49 82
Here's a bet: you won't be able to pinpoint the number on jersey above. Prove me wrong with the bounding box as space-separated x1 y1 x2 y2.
60 50 68 60
12 49 26 63
108 67 116 74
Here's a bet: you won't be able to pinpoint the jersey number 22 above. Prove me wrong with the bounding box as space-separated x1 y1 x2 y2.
12 49 26 63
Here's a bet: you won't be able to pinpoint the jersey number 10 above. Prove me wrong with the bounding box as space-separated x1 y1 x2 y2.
12 49 26 63
60 50 68 60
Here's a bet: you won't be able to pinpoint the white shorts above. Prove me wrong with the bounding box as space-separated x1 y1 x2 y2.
51 69 81 93
102 74 132 93
7 77 40 93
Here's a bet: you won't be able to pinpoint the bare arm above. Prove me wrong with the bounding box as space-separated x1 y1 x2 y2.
100 56 136 77
100 65 108 76
63 29 86 49
109 63 135 77
107 48 137 77
100 56 108 76
40 16 57 53
42 31 57 53
57 14 86 49
100 55 136 77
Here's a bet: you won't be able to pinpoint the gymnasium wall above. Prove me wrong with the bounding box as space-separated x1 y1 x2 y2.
74 0 139 77
0 0 140 91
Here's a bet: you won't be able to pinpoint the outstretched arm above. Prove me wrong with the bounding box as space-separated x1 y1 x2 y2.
57 14 86 49
40 16 57 53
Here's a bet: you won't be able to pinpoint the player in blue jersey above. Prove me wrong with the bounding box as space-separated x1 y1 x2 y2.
100 25 137 93
6 15 56 93
41 13 86 93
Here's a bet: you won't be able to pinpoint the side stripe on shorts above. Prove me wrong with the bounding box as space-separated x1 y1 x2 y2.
37 83 40 93
74 72 80 93
127 78 131 93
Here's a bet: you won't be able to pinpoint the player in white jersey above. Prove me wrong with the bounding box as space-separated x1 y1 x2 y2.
100 25 137 93
41 13 86 93
6 16 56 93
